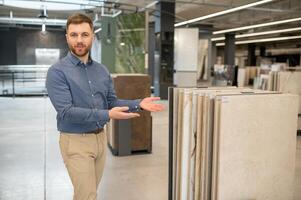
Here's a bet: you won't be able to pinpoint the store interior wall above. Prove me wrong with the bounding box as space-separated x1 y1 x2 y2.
0 28 67 65
0 29 17 65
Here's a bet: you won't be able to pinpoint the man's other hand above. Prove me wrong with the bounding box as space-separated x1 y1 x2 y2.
109 107 140 119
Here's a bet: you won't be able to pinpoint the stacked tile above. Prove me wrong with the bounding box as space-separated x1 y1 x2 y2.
170 87 299 200
267 71 301 130
237 67 261 87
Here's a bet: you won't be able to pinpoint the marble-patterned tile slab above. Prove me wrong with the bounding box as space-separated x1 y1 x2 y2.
214 94 298 200
180 90 193 200
175 89 184 200
278 71 301 113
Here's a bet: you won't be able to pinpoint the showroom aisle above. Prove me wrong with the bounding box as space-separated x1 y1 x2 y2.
0 97 168 200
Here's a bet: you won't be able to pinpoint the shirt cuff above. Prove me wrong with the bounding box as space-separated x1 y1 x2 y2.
133 99 142 112
95 109 110 122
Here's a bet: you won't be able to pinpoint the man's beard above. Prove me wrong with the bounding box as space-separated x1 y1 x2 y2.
69 42 91 57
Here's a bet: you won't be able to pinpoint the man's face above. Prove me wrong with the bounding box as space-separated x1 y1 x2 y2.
66 23 94 57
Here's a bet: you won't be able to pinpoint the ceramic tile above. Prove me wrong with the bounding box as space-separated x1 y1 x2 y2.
278 71 301 113
215 94 298 200
179 90 193 200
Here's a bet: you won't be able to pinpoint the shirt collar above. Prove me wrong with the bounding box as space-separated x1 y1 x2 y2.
67 51 93 66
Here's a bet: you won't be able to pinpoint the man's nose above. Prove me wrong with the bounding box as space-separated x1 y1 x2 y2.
75 35 83 42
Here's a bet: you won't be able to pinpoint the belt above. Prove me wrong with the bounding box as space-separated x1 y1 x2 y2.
85 128 104 134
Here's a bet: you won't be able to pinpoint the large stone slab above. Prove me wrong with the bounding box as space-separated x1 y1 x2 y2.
278 71 301 113
213 94 298 200
172 88 180 200
180 89 193 200
109 74 152 153
171 87 278 200
175 89 184 200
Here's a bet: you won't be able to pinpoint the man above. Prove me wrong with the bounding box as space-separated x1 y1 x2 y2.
46 13 164 200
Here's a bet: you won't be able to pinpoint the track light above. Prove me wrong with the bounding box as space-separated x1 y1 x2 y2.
175 0 273 27
38 5 48 19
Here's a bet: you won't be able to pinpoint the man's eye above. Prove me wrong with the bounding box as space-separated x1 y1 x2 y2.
70 33 77 38
82 33 89 37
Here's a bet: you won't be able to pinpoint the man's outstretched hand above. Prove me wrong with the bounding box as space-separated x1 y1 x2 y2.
140 97 165 112
108 97 164 120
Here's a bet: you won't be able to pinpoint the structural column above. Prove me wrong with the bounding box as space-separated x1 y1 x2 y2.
247 44 256 66
224 33 235 66
260 46 266 57
148 22 155 88
154 0 175 99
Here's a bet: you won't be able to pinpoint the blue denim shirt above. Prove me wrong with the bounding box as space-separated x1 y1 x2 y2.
46 52 140 133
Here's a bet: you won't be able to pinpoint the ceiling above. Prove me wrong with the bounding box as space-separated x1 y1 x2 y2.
0 0 301 47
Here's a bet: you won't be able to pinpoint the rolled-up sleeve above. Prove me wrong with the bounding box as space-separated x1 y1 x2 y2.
46 67 110 123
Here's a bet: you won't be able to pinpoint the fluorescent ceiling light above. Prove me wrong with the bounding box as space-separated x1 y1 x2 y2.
175 0 273 27
112 10 122 18
216 35 301 46
119 28 145 32
212 27 301 41
0 17 66 26
138 1 158 12
3 0 96 10
94 28 102 34
42 23 46 32
145 1 158 8
214 17 301 35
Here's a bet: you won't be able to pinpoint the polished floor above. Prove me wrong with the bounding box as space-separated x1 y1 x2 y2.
0 97 300 200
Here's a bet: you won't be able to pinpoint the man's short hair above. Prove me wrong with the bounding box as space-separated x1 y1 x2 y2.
66 13 93 31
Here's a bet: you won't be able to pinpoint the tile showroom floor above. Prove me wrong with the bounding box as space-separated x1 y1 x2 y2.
0 97 300 200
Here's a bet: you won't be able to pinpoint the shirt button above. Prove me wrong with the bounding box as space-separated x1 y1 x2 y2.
85 68 87 70
88 81 91 84
92 94 94 97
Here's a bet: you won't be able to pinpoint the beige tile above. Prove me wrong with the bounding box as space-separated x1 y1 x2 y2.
215 94 298 200
278 71 301 113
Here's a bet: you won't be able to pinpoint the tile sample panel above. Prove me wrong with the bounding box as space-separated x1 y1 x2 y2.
214 94 298 200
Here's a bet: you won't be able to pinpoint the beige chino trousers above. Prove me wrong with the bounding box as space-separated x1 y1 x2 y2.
59 131 107 200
